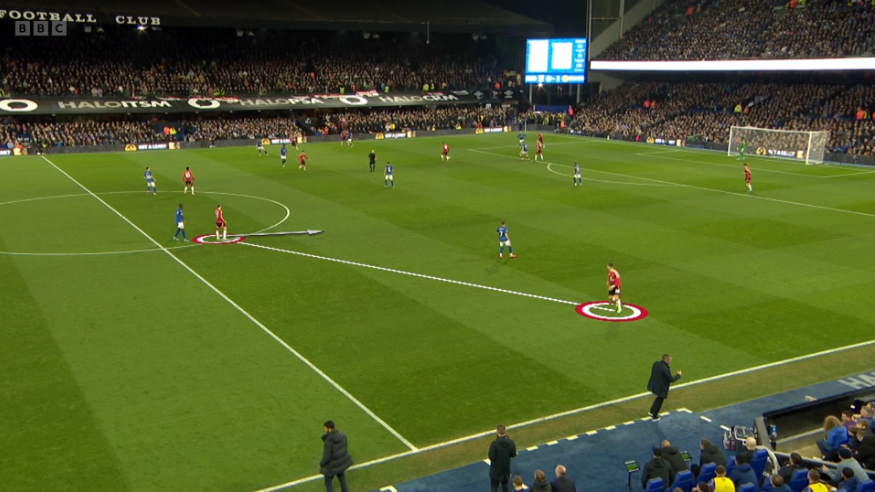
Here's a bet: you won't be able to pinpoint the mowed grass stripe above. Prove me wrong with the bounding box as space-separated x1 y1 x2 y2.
1 157 411 490
0 242 131 492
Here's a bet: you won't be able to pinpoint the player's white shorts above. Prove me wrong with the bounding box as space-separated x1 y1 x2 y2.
281 156 286 161
574 172 581 178
499 240 511 247
257 145 263 150
347 138 353 143
177 222 184 229
147 180 155 187
519 139 524 145
386 175 394 181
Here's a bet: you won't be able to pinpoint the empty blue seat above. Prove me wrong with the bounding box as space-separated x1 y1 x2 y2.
857 481 875 492
739 483 757 492
725 459 736 478
698 463 718 485
671 470 694 492
789 469 810 492
750 449 769 479
646 478 665 492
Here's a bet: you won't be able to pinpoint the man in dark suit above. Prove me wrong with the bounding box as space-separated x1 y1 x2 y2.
647 354 682 420
488 424 517 492
661 440 689 476
551 464 577 492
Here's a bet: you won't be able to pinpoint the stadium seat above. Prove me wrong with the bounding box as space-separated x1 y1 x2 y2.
750 449 769 480
789 469 810 492
698 463 718 485
671 470 694 492
725 459 736 478
858 481 875 492
646 478 665 492
762 477 773 492
739 483 757 492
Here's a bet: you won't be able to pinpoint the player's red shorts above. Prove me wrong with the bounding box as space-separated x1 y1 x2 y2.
442 151 448 155
185 180 192 186
536 150 542 154
745 177 751 183
216 220 225 228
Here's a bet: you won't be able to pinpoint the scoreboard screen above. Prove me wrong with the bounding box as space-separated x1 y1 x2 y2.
524 38 588 84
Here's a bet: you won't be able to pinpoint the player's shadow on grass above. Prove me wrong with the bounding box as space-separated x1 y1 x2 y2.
485 261 503 276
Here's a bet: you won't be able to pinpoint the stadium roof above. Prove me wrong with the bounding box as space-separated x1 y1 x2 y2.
0 0 553 33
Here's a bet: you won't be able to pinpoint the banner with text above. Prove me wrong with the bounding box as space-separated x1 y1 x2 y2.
0 90 510 115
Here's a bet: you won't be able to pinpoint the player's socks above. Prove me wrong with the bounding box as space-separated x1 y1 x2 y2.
384 180 387 187
508 246 513 254
223 232 227 240
617 300 622 312
191 187 195 195
216 232 220 240
499 246 504 256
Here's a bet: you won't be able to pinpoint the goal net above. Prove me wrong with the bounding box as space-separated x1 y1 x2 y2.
727 126 829 165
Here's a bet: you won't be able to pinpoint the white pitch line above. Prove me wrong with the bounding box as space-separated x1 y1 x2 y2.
239 242 580 306
545 162 675 187
256 337 875 491
39 156 417 453
720 425 732 431
566 435 579 440
549 132 875 177
472 147 875 218
546 440 559 446
526 446 539 451
700 416 713 422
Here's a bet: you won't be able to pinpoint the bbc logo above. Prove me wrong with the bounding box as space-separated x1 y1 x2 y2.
15 20 67 36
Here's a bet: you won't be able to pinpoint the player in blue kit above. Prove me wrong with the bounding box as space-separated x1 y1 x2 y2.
518 132 526 148
384 162 394 188
519 143 530 161
346 131 354 147
496 221 516 259
280 144 287 167
573 161 582 186
144 167 156 195
257 140 268 156
172 204 188 241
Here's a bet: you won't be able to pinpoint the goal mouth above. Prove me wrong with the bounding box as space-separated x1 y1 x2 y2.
192 234 246 245
728 126 828 165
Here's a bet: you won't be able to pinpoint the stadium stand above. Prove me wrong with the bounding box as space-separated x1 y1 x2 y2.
0 27 512 97
596 0 875 60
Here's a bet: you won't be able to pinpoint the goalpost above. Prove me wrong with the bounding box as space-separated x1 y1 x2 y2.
727 126 829 165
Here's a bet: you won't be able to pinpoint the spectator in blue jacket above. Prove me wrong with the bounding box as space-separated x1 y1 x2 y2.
818 416 849 461
730 454 759 492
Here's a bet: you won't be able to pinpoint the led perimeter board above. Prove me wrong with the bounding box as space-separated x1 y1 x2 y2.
524 38 588 84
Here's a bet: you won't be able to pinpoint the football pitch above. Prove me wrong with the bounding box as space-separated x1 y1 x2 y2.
3 133 875 492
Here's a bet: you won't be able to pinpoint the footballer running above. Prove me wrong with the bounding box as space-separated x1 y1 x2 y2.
298 151 308 170
173 204 188 242
280 144 288 168
607 263 622 313
441 142 451 161
744 163 753 193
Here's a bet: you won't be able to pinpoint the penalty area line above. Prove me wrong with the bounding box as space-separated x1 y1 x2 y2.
238 242 579 306
38 156 416 453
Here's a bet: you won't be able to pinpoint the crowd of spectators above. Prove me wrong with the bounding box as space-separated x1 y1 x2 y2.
0 27 511 98
598 0 875 60
0 105 514 148
559 79 875 156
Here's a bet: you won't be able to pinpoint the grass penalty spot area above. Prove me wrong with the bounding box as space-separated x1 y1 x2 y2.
575 301 649 322
193 234 246 245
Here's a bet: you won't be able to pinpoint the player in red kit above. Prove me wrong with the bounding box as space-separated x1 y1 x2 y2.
441 142 451 161
215 204 227 240
743 164 753 193
340 130 348 146
290 131 299 150
607 263 622 313
537 133 544 149
535 140 545 161
298 151 308 170
182 167 195 195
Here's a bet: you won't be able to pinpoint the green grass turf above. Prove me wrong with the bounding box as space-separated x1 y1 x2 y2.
2 133 875 491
